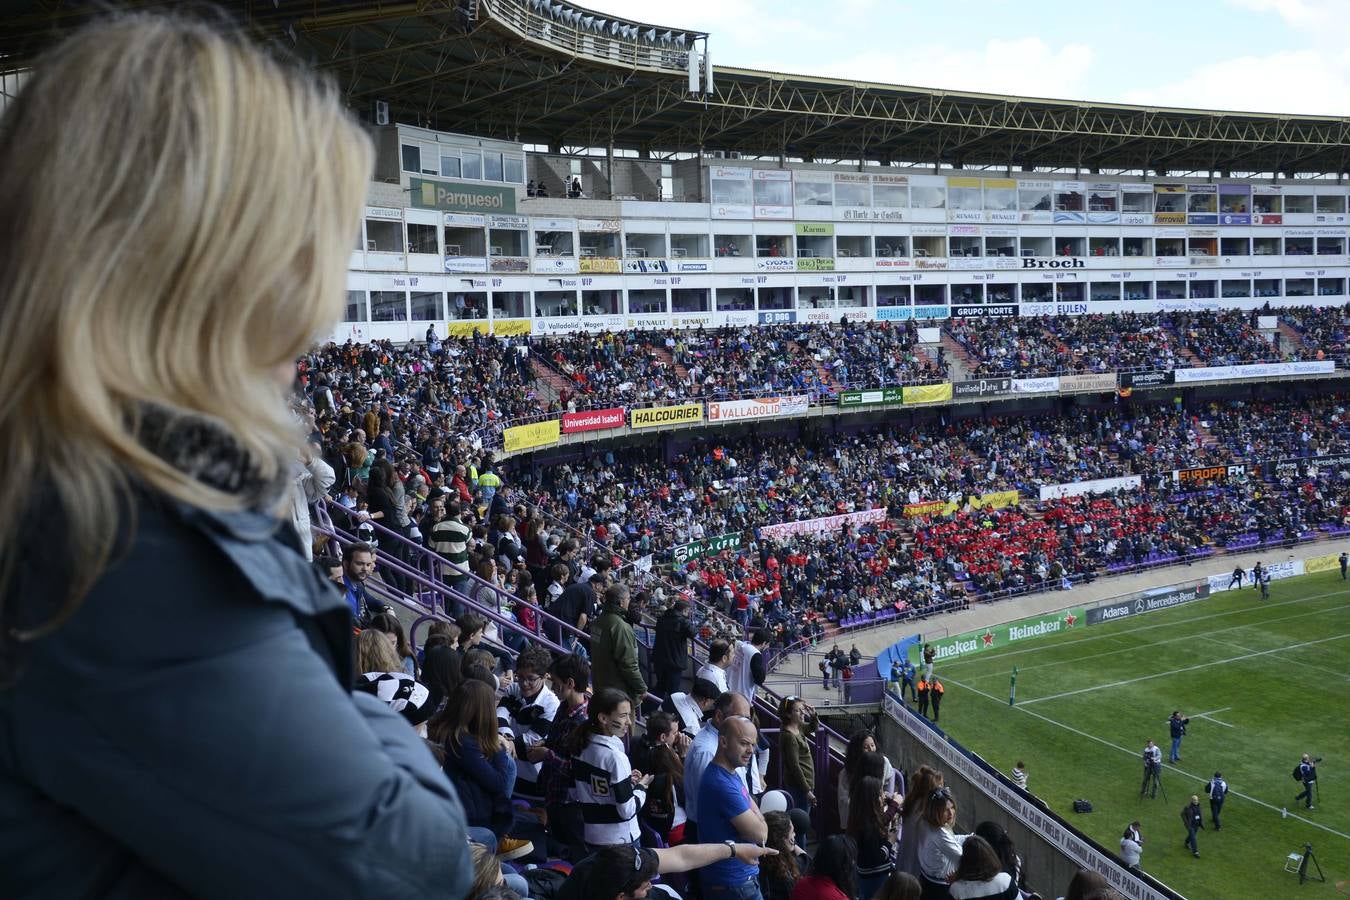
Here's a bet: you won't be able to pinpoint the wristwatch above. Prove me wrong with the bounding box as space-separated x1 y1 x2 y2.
724 840 737 859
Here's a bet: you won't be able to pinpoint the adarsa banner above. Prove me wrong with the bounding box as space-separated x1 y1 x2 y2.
560 407 626 433
502 419 561 452
902 382 953 405
631 403 704 429
759 507 887 541
707 395 810 423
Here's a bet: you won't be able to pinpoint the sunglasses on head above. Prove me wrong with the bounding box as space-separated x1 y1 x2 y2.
930 787 953 802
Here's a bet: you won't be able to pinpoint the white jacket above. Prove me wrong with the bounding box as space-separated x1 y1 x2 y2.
919 825 971 882
1119 836 1142 867
290 456 335 561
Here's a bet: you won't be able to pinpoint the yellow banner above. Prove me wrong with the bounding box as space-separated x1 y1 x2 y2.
1155 184 1186 193
983 178 1017 189
631 404 703 429
902 383 953 405
968 489 1020 511
1154 212 1187 225
502 419 561 452
492 318 532 336
445 320 489 337
1304 552 1341 575
903 500 959 518
948 176 981 188
579 258 621 274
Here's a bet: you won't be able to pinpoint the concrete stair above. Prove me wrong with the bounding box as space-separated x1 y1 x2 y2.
650 345 688 380
938 333 975 380
1275 320 1305 355
787 339 837 390
529 358 571 400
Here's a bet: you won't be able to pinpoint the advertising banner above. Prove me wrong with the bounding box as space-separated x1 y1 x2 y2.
1119 371 1174 389
1012 376 1061 394
759 507 888 541
491 318 532 336
840 387 904 407
560 407 626 434
1086 583 1210 625
968 490 1020 511
1039 475 1142 501
502 419 561 453
410 177 517 214
796 258 836 271
1058 372 1118 393
444 257 488 273
1304 552 1341 575
903 500 959 518
952 304 1018 318
444 321 490 337
912 607 1085 665
707 395 811 423
1172 360 1336 383
672 532 741 566
758 310 796 325
1264 452 1350 479
579 258 621 274
902 383 954 405
1207 560 1303 594
1171 464 1246 486
631 403 704 429
795 222 834 235
952 378 1013 399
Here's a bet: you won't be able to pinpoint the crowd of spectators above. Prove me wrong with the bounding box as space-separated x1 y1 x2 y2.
1280 304 1350 365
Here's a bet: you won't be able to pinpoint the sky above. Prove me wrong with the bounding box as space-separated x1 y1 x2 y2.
580 0 1350 116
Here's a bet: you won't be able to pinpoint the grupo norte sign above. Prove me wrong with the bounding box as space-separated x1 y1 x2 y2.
914 608 1085 664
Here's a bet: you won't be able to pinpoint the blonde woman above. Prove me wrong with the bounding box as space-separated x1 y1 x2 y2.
0 13 470 898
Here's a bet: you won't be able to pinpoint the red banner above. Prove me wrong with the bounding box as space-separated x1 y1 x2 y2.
560 407 626 434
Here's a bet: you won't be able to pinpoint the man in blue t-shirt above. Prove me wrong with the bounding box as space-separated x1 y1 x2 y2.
696 715 768 900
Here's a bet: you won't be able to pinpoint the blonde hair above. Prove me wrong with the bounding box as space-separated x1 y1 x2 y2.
0 14 372 653
356 629 404 676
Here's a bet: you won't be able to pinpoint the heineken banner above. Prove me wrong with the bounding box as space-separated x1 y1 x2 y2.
840 387 903 407
672 532 741 565
902 382 954 405
911 607 1085 665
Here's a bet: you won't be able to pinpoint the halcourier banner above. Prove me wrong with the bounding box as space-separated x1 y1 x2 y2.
913 607 1086 665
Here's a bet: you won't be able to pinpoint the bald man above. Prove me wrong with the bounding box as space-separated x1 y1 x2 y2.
698 714 768 900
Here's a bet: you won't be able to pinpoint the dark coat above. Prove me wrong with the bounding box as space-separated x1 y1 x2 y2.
0 490 471 899
444 734 514 838
652 608 696 672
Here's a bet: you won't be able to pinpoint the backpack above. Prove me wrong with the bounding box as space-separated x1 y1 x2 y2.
1072 799 1093 813
1293 765 1304 782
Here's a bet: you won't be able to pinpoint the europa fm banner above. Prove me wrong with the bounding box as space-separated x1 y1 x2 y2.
912 607 1085 665
630 403 704 429
560 407 626 434
502 418 561 452
707 395 810 423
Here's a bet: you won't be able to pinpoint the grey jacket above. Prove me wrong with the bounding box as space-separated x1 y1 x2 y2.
0 491 471 899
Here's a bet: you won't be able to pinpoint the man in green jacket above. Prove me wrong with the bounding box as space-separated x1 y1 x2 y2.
590 583 648 705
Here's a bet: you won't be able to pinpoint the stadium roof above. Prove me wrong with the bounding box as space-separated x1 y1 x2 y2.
5 0 1350 175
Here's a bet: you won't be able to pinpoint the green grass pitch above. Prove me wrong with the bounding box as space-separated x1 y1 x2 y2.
930 570 1350 900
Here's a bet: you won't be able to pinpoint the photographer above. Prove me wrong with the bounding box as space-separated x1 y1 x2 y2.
1168 711 1190 763
1140 740 1162 798
1294 754 1319 810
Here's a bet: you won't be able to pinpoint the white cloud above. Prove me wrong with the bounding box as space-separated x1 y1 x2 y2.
1121 49 1350 115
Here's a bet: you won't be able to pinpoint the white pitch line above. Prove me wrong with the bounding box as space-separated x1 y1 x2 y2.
962 602 1335 685
1018 633 1350 706
1192 709 1235 729
944 675 1350 843
1201 634 1350 682
943 587 1349 677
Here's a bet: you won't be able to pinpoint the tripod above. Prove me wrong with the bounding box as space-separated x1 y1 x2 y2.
1298 843 1325 885
1139 763 1167 802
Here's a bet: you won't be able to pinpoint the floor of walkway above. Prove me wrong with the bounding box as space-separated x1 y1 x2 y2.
772 536 1350 705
